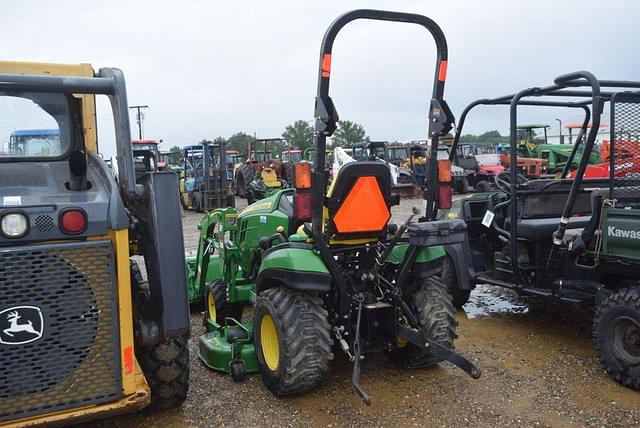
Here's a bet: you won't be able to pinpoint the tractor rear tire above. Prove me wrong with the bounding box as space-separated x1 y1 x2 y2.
237 164 255 198
205 279 244 326
593 287 640 390
389 277 457 368
138 334 190 410
442 256 471 308
254 286 333 396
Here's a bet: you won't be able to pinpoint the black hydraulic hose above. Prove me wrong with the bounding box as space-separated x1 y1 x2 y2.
560 106 591 178
552 71 602 246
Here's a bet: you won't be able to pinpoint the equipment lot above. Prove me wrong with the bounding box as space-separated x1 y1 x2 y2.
96 197 640 427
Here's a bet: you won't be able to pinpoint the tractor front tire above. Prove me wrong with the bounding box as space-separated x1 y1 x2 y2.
205 279 244 326
254 286 333 396
593 287 640 390
138 334 190 410
389 277 457 368
442 256 471 308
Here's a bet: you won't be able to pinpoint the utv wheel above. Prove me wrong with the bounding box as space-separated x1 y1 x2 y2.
458 178 470 194
593 287 640 390
476 180 491 193
254 286 333 395
441 256 471 308
204 279 243 326
138 334 190 410
389 277 457 368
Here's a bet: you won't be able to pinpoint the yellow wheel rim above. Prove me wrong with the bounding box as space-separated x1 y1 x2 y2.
260 314 280 371
207 291 216 322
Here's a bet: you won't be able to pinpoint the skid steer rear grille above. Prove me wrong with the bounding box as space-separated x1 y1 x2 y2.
0 241 122 422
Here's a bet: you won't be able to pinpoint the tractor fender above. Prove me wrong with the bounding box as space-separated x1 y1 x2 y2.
256 243 331 293
388 244 446 278
444 240 474 291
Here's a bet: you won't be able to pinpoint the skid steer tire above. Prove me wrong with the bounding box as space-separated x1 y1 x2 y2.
441 256 471 309
205 279 244 326
593 287 640 390
254 286 333 396
130 260 189 410
389 277 458 368
138 334 190 410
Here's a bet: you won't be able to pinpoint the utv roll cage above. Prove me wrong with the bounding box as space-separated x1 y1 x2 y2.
451 71 640 288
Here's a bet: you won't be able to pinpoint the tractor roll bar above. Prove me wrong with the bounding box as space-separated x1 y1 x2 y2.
0 69 137 198
312 8 451 240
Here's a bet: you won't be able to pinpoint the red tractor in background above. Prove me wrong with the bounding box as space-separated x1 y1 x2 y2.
234 138 283 197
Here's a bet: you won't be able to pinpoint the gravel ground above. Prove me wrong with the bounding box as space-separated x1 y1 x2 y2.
97 196 640 428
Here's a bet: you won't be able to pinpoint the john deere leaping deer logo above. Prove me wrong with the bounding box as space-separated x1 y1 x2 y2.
0 306 43 345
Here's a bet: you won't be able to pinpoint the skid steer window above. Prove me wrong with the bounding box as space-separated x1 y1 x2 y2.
0 92 72 160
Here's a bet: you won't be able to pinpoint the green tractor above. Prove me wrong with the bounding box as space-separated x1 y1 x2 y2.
187 9 480 404
517 124 600 173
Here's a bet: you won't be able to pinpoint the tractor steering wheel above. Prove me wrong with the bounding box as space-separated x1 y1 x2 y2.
495 171 529 192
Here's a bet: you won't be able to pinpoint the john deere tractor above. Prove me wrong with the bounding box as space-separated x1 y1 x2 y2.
190 9 479 404
0 61 189 425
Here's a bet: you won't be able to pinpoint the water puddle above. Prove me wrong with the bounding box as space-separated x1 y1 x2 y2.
462 284 530 319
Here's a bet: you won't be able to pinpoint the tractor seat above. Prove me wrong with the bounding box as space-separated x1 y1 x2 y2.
505 216 591 241
261 168 281 188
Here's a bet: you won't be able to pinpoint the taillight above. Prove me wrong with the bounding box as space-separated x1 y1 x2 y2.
0 212 29 238
437 158 453 209
60 208 87 234
438 184 452 209
294 192 312 221
293 162 313 221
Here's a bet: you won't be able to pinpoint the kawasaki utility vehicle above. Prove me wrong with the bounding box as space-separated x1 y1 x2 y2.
443 72 640 390
0 61 189 425
190 9 480 404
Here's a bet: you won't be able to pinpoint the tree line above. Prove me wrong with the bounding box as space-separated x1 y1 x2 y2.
168 122 510 160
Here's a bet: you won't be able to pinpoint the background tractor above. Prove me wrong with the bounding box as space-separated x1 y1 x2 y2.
234 137 284 198
180 140 235 212
441 71 640 390
189 9 480 404
0 61 190 425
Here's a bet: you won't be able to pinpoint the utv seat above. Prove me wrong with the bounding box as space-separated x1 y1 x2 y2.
505 216 591 241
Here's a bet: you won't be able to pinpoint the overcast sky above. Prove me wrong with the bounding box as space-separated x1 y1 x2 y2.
2 0 639 156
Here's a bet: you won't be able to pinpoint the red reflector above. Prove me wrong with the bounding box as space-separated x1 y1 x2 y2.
294 191 312 221
438 184 452 210
321 53 332 78
438 60 448 82
60 209 87 234
123 346 134 375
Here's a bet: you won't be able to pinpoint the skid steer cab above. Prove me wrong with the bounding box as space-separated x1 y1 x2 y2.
0 61 190 426
191 9 479 405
